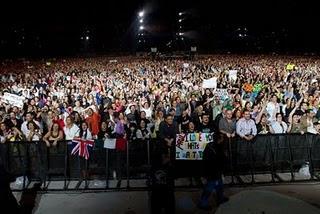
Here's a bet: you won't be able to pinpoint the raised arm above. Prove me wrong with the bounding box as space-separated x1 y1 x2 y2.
256 102 267 124
288 97 303 124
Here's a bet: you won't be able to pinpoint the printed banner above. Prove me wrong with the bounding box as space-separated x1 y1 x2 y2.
175 132 214 160
0 92 25 108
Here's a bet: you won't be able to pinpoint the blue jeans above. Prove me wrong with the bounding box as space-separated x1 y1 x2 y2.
199 178 224 207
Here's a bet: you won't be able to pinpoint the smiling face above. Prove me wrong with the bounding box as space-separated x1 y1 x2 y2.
140 120 146 128
66 117 73 126
165 115 173 125
28 122 35 131
276 113 283 122
87 108 93 116
226 110 233 120
202 114 209 124
271 95 277 103
243 111 251 120
81 122 88 130
101 121 107 130
0 123 6 131
188 122 195 131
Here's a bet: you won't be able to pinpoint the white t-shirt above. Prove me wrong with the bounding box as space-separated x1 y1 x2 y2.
73 106 85 114
266 102 280 121
307 127 318 134
64 124 80 140
80 129 93 140
25 130 42 141
141 107 152 119
21 120 42 137
271 121 288 134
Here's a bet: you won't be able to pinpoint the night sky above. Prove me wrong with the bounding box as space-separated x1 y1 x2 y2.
0 0 319 57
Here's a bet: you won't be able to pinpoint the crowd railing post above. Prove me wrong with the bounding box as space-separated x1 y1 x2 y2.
105 148 109 189
228 138 235 185
126 139 130 188
63 141 68 190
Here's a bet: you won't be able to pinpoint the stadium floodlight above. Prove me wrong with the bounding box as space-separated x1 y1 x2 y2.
139 26 144 30
178 19 182 22
139 19 143 23
178 32 184 36
179 12 183 16
85 36 89 40
138 11 144 17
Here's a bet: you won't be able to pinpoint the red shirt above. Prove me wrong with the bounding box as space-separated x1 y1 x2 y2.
86 112 101 136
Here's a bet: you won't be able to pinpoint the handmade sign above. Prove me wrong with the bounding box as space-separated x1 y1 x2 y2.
228 70 238 81
214 88 229 100
104 138 116 149
202 77 217 88
175 132 214 160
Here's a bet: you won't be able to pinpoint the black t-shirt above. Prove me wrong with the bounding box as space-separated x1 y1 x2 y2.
198 123 214 133
285 107 294 118
127 112 137 124
4 119 22 130
179 115 191 133
97 129 108 140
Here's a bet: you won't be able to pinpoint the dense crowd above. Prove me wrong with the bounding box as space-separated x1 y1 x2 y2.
0 55 320 148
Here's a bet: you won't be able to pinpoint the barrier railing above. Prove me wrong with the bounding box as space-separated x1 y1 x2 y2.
0 133 319 191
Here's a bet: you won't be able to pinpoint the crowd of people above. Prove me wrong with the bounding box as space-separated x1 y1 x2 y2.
1 54 320 212
0 55 320 148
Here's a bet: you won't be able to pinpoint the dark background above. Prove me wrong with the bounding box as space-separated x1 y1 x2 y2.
0 0 319 57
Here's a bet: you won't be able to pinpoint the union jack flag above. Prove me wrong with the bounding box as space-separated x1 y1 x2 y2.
71 138 94 160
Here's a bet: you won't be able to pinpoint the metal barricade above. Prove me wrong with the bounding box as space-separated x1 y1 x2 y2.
0 133 319 192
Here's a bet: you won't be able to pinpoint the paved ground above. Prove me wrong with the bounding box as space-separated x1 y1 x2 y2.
13 182 320 214
216 190 320 214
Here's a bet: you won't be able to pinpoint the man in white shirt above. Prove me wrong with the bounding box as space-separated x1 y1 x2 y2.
63 116 80 141
236 110 257 141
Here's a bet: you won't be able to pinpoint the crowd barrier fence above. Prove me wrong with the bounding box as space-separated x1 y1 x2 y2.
0 133 319 191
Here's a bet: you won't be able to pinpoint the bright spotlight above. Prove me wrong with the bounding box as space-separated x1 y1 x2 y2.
178 19 182 22
139 26 144 30
138 11 144 17
85 36 89 40
179 12 183 16
139 19 143 23
178 32 184 36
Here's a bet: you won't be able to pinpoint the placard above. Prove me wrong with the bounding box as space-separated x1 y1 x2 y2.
175 132 214 160
0 92 25 108
104 138 116 149
202 77 217 89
